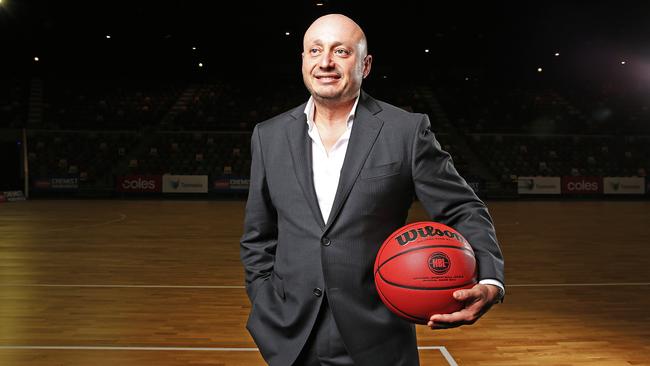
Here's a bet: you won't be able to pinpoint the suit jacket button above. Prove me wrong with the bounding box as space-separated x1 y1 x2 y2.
321 237 331 246
313 288 323 297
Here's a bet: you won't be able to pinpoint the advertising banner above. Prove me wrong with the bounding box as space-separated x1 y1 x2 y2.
561 176 603 194
213 177 250 191
116 175 162 193
33 179 51 190
1 191 26 201
603 177 645 194
51 177 79 190
162 175 208 193
229 178 250 191
33 176 79 191
517 176 561 194
213 178 230 190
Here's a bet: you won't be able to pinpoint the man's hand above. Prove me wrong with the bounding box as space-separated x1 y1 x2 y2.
427 284 501 329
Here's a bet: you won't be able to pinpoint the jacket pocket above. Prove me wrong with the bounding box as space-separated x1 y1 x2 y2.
270 271 285 300
360 161 402 180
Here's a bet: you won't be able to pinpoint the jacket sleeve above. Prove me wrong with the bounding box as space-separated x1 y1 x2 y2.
411 114 505 284
240 125 278 302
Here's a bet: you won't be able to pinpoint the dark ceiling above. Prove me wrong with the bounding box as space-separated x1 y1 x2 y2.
2 0 649 86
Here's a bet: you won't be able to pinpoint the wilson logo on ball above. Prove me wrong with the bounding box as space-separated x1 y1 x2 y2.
428 252 451 274
394 226 468 246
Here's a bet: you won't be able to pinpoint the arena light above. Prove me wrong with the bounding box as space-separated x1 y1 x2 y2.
537 67 543 72
33 57 39 62
316 2 324 6
285 32 290 36
554 52 560 56
424 49 430 53
192 46 197 50
621 60 626 65
106 35 111 39
198 62 204 68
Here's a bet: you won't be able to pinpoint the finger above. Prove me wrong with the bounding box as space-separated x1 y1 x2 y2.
428 316 461 326
428 312 470 329
453 288 481 301
428 321 462 329
431 306 489 329
430 309 469 323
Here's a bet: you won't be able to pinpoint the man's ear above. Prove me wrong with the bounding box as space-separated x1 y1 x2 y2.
362 54 373 79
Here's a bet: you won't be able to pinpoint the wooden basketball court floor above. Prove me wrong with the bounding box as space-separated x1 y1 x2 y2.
1 199 649 365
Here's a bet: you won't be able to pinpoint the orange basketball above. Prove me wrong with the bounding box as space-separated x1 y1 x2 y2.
374 221 477 324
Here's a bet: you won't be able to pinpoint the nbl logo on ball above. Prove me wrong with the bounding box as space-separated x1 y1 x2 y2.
428 252 451 275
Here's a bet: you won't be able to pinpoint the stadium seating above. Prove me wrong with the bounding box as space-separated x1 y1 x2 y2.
0 76 646 197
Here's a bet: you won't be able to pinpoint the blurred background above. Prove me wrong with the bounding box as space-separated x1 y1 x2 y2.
2 0 649 199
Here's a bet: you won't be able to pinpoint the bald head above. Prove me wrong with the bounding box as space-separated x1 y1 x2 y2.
303 14 368 58
301 14 372 105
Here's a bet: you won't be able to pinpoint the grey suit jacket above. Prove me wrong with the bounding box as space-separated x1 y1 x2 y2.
240 91 504 366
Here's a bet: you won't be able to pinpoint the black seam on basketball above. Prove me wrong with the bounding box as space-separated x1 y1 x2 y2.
375 232 391 271
378 270 476 291
375 275 428 323
375 245 473 274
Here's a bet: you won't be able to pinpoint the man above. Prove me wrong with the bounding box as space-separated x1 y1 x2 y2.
240 14 504 366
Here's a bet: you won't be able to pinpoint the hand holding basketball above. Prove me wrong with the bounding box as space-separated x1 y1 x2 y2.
427 283 501 329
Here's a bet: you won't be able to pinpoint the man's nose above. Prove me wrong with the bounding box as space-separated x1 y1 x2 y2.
319 53 334 68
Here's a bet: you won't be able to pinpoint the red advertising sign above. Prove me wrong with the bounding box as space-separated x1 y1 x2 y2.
561 176 602 194
213 179 230 190
116 175 162 193
34 180 51 189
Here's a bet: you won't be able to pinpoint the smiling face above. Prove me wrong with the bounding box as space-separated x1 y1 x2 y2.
301 14 372 105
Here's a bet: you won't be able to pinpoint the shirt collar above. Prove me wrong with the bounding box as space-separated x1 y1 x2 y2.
304 95 360 132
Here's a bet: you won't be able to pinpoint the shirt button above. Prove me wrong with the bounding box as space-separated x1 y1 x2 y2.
321 237 331 246
313 288 323 297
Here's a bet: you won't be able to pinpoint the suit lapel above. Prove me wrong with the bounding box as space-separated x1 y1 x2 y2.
286 105 327 230
324 92 384 232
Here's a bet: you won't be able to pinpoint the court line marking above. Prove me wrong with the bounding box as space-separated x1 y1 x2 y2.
41 213 128 232
0 345 457 365
419 346 458 366
2 282 649 289
507 282 650 287
0 346 258 351
0 284 244 289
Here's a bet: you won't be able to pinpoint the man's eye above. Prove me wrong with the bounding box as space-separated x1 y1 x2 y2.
335 49 350 56
310 48 321 55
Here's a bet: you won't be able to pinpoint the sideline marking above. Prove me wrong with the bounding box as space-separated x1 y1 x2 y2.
0 346 258 351
507 282 650 287
3 282 649 289
419 346 458 366
0 345 457 365
0 284 244 289
42 214 127 232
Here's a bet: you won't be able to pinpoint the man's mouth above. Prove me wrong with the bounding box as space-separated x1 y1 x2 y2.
316 74 341 80
315 74 341 81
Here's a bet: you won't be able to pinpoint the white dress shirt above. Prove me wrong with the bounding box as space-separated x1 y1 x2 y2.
304 96 358 225
303 96 505 299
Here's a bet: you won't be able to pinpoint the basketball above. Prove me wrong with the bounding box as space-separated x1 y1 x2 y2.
374 221 477 324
